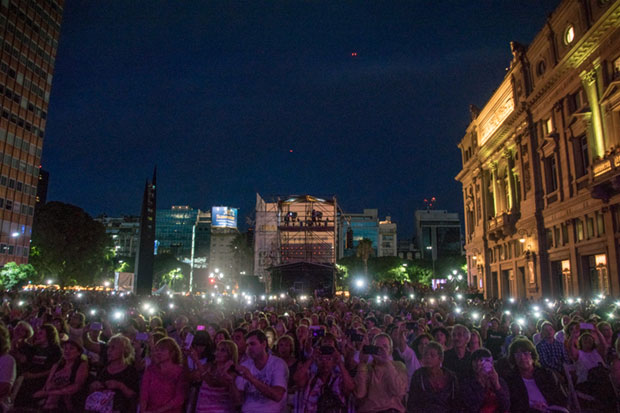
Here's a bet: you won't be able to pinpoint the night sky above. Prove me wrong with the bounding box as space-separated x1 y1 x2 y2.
44 1 560 238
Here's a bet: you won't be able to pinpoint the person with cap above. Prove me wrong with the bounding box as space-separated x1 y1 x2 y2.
33 338 89 411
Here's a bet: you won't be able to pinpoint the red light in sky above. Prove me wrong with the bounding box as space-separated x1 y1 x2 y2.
351 52 357 57
289 149 293 153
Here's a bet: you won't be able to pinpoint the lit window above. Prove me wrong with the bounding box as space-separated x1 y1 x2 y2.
564 25 575 45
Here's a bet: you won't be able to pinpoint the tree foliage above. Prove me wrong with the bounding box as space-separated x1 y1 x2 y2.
153 253 190 289
0 262 37 290
29 202 114 286
337 256 434 286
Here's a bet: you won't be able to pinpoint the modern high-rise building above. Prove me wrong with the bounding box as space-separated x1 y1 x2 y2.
456 0 620 299
414 210 463 262
0 1 64 265
338 209 379 259
95 215 140 258
155 205 199 260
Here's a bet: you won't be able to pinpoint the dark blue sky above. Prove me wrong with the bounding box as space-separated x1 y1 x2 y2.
44 1 559 238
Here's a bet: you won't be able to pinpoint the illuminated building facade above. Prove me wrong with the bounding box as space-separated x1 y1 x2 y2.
254 194 337 292
156 205 199 260
378 216 397 257
456 0 620 299
94 215 140 258
0 1 64 264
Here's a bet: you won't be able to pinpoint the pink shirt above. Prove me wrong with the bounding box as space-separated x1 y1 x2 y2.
141 364 187 413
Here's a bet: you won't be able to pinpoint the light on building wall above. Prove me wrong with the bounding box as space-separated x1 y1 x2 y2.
595 254 607 268
561 260 571 273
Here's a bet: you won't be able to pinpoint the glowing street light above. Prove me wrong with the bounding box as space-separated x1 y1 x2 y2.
354 278 365 289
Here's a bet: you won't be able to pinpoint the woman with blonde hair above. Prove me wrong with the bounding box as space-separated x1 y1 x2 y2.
194 340 239 413
87 334 139 412
140 337 188 413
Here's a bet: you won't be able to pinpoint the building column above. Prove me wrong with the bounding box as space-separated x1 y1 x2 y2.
505 151 517 211
580 67 605 158
491 163 499 216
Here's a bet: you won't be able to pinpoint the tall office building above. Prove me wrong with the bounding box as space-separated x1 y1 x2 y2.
338 209 379 259
0 1 64 265
414 210 463 261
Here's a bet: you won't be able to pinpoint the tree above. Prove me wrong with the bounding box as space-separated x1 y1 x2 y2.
29 202 114 287
0 262 37 290
153 253 190 289
356 238 374 275
337 256 434 287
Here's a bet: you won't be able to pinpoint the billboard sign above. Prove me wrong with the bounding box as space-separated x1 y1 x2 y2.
212 206 238 229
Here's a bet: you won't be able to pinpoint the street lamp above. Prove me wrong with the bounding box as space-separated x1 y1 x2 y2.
426 245 436 277
354 278 365 289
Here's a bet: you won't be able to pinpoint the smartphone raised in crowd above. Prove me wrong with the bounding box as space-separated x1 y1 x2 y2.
196 325 206 331
350 333 364 342
580 323 594 330
136 332 149 341
184 332 194 349
362 345 380 355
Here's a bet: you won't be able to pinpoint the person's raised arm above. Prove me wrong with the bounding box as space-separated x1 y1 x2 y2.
566 331 579 361
236 363 286 403
594 327 608 359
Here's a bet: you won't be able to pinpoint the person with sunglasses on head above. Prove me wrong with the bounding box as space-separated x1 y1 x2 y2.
503 338 568 412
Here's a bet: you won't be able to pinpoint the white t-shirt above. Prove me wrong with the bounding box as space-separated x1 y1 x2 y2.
236 354 288 413
576 350 604 383
0 354 16 408
522 377 547 408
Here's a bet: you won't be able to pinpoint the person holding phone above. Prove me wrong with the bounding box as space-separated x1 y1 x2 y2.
194 340 238 413
354 333 408 413
460 348 510 412
566 324 607 384
233 330 289 413
296 344 354 413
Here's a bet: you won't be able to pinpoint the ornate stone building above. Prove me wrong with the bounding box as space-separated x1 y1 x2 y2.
456 0 620 299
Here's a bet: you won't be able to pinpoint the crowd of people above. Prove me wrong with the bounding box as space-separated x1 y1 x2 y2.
0 288 619 412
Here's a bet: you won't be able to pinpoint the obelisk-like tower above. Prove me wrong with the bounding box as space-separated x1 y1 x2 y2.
135 167 157 295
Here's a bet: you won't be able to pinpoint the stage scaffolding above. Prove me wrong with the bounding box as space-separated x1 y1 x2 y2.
254 194 338 292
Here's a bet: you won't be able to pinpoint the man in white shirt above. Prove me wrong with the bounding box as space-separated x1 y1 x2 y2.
235 330 288 413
